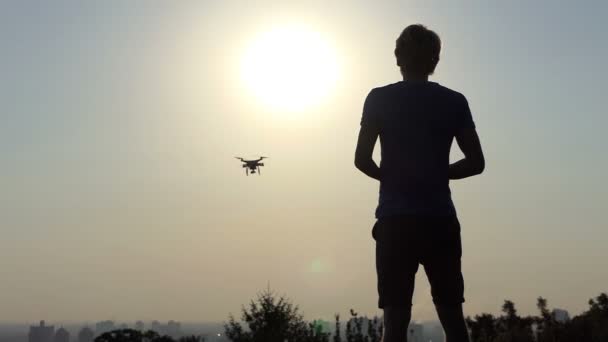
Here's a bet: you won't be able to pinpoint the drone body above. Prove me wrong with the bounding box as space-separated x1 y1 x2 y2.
235 156 267 176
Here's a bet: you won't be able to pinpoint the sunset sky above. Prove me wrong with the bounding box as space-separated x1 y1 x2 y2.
1 1 607 324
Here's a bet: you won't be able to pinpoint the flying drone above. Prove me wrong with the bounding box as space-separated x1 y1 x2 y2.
235 156 267 176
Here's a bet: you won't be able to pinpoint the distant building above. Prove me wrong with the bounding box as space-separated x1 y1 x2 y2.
146 320 182 337
151 320 162 334
135 321 145 331
77 327 94 342
407 323 424 342
312 319 331 334
29 320 55 342
423 322 445 342
552 308 570 323
95 321 115 335
165 320 182 337
54 327 70 342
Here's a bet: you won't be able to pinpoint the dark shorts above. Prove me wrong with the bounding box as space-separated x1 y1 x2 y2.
372 215 464 308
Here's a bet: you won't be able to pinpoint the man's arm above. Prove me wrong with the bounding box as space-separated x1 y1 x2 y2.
355 124 381 181
449 127 485 179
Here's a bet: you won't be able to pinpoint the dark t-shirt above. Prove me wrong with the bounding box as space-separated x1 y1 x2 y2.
361 81 475 218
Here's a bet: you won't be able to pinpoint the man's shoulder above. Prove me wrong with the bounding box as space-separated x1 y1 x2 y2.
369 81 402 95
363 83 401 110
370 81 467 99
365 82 403 108
430 83 469 104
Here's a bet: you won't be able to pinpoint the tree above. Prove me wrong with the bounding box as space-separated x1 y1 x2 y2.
344 309 381 342
467 313 497 342
224 288 329 342
537 297 551 321
570 292 608 341
94 329 205 342
463 293 608 342
365 316 382 342
535 296 566 342
94 329 162 342
155 337 175 342
333 314 342 342
494 300 534 342
501 301 517 321
345 309 365 342
588 293 608 314
178 336 206 342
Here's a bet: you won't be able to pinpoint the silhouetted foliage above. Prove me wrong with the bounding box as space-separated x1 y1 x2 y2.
344 309 362 342
344 309 382 342
496 300 535 342
534 296 564 342
365 316 381 342
94 291 608 342
466 292 608 342
562 293 608 342
466 313 498 342
224 288 329 342
94 329 163 342
333 314 342 342
466 300 534 342
155 336 176 342
96 291 608 342
93 329 205 342
178 336 206 342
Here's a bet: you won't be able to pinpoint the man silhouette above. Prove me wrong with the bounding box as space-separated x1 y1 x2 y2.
355 24 485 342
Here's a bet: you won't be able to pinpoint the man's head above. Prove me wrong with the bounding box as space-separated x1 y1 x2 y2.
395 24 441 77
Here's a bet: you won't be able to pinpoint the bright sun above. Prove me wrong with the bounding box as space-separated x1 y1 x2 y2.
241 26 339 112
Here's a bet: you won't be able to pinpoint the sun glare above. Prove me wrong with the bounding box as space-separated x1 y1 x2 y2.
241 26 339 113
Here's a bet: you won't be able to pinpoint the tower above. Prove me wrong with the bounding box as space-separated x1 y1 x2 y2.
29 320 55 342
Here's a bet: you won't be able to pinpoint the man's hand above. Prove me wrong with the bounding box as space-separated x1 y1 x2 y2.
355 124 381 181
449 127 485 179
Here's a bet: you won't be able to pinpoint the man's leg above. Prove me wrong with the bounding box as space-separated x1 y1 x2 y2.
435 304 469 342
374 217 420 342
423 216 469 342
382 306 411 342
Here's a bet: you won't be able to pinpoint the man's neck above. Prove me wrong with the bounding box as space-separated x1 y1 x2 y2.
401 70 429 82
403 74 429 82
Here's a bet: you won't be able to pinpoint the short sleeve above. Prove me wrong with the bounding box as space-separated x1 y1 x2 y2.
456 94 476 131
360 88 380 130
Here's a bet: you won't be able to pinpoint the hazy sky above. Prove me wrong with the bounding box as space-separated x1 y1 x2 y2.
1 0 607 324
